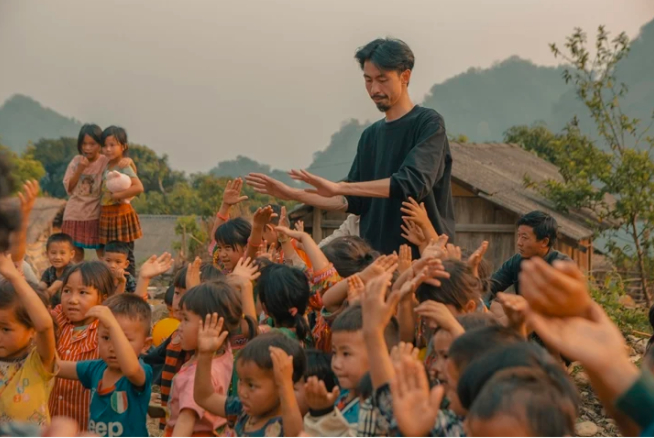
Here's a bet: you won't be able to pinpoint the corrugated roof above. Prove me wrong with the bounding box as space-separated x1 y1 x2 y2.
450 142 594 240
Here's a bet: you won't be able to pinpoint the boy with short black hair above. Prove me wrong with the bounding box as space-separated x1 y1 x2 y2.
57 294 153 437
103 241 136 295
39 233 76 304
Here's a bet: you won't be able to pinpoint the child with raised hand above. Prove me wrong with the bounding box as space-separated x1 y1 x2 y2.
49 261 115 430
102 241 137 295
39 233 76 305
165 282 239 437
210 178 249 253
98 126 144 276
213 217 252 273
134 252 174 300
194 330 306 437
56 294 153 437
7 180 40 284
0 252 56 425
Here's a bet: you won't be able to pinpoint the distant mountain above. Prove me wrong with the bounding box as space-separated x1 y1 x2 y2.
0 95 82 152
209 155 300 187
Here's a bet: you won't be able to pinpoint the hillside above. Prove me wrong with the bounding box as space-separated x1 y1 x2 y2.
0 95 82 152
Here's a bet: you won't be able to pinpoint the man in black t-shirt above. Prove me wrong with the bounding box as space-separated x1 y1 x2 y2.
246 38 455 256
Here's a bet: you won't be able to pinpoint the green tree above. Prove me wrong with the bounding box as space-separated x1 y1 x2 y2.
530 26 654 305
173 215 207 261
503 122 560 163
129 144 186 194
1 144 45 191
29 137 77 197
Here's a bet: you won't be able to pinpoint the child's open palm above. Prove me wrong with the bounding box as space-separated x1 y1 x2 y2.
400 197 430 228
18 180 39 218
390 355 444 437
0 253 20 280
197 313 228 354
397 244 412 274
140 252 174 280
359 254 399 283
400 219 426 247
186 257 202 289
304 376 340 411
231 257 260 281
86 305 118 328
362 272 400 332
421 236 449 261
414 300 464 337
347 275 365 303
253 205 278 227
467 241 489 278
275 225 306 242
222 178 248 206
270 346 294 390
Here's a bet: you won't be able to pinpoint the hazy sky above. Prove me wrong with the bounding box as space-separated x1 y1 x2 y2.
1 0 653 173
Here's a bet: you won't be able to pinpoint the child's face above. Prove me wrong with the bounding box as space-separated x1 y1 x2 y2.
80 134 101 161
0 306 35 359
236 359 280 416
47 242 75 270
171 287 186 319
103 135 125 161
331 330 369 391
103 252 130 277
61 271 104 326
178 306 201 351
429 330 453 386
445 358 464 416
98 315 151 370
216 244 245 272
466 412 533 437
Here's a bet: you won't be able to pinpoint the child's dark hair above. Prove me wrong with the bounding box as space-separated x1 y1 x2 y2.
321 236 379 278
448 325 524 371
0 280 49 328
468 367 578 436
256 264 310 341
357 372 374 400
61 261 115 298
77 123 103 153
173 263 225 290
416 259 481 310
238 332 306 383
456 313 499 331
103 294 152 336
332 303 400 349
180 281 250 336
305 349 337 391
164 284 175 307
516 211 558 248
102 125 129 154
0 155 19 252
457 342 578 412
104 240 131 256
46 233 74 251
214 217 252 248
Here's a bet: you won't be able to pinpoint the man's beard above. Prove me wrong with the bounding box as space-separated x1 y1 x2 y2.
375 101 391 112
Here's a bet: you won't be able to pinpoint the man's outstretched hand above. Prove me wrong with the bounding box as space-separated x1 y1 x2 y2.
289 169 342 198
246 173 295 200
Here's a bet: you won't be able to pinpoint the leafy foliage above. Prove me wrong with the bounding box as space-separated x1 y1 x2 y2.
0 144 45 191
591 274 650 334
173 215 208 261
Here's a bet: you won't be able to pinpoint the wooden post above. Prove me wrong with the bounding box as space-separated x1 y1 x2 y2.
313 208 323 242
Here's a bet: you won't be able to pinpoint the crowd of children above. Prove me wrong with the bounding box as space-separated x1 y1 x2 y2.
2 123 654 437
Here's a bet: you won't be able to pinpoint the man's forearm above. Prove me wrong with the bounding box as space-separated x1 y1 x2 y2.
289 189 348 211
338 178 390 198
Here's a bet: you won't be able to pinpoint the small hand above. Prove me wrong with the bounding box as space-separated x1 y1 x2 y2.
295 220 305 233
414 300 463 335
275 225 306 243
467 241 489 278
390 355 444 437
117 157 133 169
361 272 401 333
288 169 341 198
139 252 174 280
496 292 529 334
400 198 430 228
398 244 413 274
112 268 127 284
18 180 39 218
86 305 118 327
270 346 295 390
77 156 90 172
246 173 294 201
304 376 340 411
347 275 365 303
443 243 462 261
421 235 449 260
252 205 278 227
231 257 261 281
390 341 419 367
358 254 399 283
278 206 290 229
197 313 228 354
400 219 426 247
222 178 249 206
186 257 202 289
0 253 21 280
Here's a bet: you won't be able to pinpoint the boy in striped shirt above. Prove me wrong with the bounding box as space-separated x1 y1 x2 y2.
57 294 153 437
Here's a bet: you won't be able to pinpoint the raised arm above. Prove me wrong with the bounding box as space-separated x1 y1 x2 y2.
57 360 80 380
230 257 260 322
11 180 39 264
211 178 249 239
270 347 304 437
0 253 56 371
135 253 174 300
87 306 146 386
193 314 229 417
275 226 330 273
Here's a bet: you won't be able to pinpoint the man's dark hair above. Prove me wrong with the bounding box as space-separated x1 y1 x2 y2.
77 124 103 154
355 38 415 74
46 233 74 251
104 293 153 336
104 241 131 256
516 211 558 248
